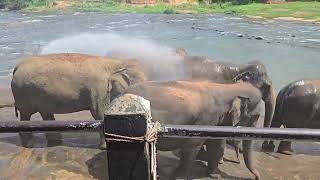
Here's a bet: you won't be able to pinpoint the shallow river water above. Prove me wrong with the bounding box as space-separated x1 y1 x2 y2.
0 11 320 179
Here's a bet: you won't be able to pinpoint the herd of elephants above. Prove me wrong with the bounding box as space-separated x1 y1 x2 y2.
5 47 320 180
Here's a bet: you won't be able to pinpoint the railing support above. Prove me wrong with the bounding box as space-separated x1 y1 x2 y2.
104 94 156 180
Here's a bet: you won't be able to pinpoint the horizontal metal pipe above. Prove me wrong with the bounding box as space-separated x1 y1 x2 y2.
0 120 103 132
159 125 320 142
0 121 320 142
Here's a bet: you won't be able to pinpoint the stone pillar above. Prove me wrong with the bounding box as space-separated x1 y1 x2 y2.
104 93 158 180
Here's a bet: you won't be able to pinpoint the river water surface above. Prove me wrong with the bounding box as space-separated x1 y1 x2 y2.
0 11 320 179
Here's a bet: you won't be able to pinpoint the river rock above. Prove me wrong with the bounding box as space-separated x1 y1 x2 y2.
255 36 264 40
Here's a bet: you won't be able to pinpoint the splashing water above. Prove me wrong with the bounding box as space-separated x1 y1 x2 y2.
41 33 187 81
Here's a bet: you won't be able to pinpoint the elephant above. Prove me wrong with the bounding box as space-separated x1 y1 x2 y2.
125 80 263 180
176 49 275 129
105 47 275 128
174 49 275 163
262 79 320 155
11 53 146 148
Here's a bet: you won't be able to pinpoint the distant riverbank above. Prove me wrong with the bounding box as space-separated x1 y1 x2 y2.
1 1 319 22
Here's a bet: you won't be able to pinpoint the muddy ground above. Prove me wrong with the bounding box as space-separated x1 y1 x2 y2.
0 89 320 180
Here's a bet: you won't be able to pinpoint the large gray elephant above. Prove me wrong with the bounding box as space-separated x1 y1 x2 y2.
11 53 146 148
125 80 263 180
262 79 320 155
176 49 275 129
106 47 275 128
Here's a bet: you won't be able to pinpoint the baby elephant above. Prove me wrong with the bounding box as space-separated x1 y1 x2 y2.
125 80 262 180
262 80 320 155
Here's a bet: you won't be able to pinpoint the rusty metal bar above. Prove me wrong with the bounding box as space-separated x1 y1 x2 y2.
0 120 103 132
159 125 320 142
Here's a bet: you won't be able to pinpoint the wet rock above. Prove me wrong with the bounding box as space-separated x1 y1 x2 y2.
255 36 264 40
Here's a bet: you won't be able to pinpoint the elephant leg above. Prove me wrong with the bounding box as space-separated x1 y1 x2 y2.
277 105 316 155
226 139 241 164
90 108 106 149
207 139 226 178
262 111 283 152
196 145 207 161
277 141 294 155
170 140 204 180
243 140 260 180
40 112 62 147
19 112 34 148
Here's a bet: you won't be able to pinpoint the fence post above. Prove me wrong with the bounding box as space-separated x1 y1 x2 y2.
104 94 157 180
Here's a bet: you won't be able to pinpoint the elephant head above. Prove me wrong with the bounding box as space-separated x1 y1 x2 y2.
206 96 264 180
227 97 262 180
237 98 262 180
108 62 146 102
234 61 275 128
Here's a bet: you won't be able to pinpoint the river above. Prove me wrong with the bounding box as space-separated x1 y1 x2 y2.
0 11 320 179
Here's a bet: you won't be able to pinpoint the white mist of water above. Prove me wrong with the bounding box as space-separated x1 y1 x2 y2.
41 33 187 81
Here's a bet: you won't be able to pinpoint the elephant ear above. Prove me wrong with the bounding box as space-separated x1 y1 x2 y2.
107 68 131 101
112 68 131 85
228 97 242 126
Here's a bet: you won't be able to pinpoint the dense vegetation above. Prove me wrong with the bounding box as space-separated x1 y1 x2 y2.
1 0 319 20
0 0 52 10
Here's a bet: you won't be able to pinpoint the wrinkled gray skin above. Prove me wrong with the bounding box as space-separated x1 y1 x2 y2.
11 53 146 148
125 80 263 180
262 80 320 155
175 48 275 163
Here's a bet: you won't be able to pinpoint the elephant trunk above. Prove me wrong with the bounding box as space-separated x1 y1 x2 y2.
262 82 276 128
243 140 260 180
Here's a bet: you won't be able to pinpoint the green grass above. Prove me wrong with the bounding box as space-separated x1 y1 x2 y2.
22 1 320 20
217 1 320 19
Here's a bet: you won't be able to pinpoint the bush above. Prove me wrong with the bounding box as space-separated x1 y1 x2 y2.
0 0 29 10
163 7 177 14
0 0 52 10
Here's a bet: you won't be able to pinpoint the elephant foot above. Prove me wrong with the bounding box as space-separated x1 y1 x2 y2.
277 150 295 155
261 141 275 152
277 141 294 155
21 139 35 148
208 168 221 179
99 142 107 150
47 139 63 147
196 148 207 161
219 158 224 164
20 132 35 148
